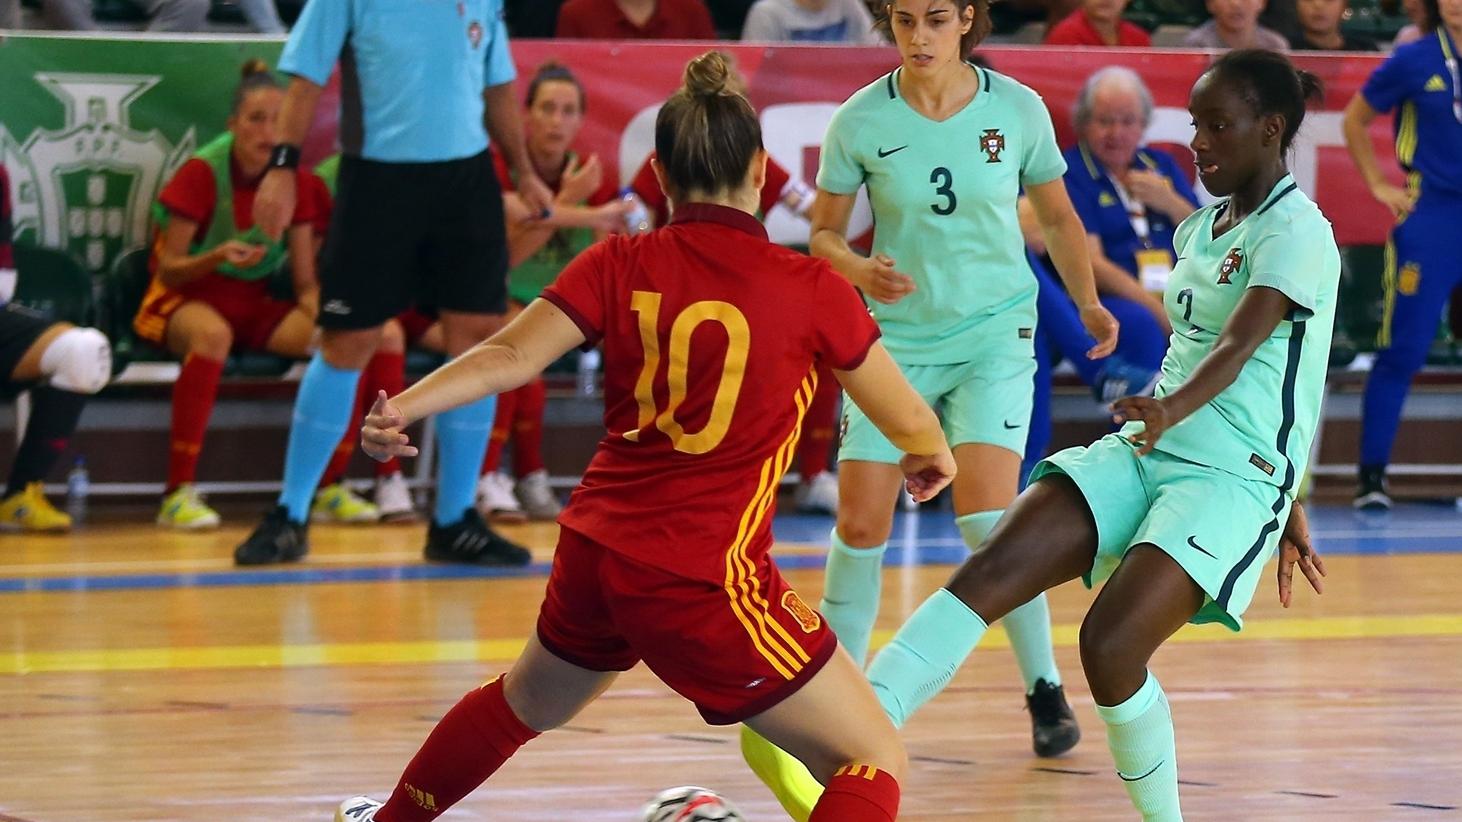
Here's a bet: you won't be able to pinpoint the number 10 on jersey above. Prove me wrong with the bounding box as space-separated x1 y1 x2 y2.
625 290 750 455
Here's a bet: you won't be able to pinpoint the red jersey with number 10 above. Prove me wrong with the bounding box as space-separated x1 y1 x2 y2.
541 203 879 583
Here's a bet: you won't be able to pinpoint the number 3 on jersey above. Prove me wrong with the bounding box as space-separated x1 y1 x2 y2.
930 167 956 215
626 290 749 455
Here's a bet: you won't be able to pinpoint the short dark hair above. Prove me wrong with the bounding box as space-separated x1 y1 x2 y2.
526 60 587 113
1419 0 1441 31
654 51 763 201
1206 49 1324 153
874 0 992 57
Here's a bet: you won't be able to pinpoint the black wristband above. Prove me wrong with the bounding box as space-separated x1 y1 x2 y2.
267 143 301 170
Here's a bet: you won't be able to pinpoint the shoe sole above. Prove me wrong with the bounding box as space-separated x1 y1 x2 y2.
156 516 221 530
422 548 531 567
485 509 529 524
309 512 382 524
1352 492 1392 511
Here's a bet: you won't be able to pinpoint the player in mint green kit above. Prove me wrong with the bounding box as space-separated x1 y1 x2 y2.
742 0 1121 816
860 50 1334 820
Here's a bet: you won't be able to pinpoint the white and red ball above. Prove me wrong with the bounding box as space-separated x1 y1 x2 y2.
639 786 745 822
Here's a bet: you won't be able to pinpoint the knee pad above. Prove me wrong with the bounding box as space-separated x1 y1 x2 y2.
39 326 112 394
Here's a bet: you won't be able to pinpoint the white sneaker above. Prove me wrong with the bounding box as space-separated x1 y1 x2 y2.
374 471 419 522
477 471 526 523
335 796 382 821
514 469 562 521
796 471 840 515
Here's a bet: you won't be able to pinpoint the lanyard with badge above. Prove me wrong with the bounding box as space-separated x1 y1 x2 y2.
1443 28 1462 123
1111 154 1175 297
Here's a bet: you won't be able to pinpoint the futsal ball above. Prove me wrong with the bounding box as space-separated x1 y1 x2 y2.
639 786 746 822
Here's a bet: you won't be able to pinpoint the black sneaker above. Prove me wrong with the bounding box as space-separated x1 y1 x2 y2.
1353 465 1392 511
1027 678 1081 757
234 505 309 566
424 508 532 566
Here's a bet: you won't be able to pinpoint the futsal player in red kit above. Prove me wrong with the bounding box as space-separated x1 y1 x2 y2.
337 51 955 822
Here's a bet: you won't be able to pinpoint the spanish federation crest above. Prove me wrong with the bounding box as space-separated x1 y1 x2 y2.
980 128 1005 164
1218 248 1243 284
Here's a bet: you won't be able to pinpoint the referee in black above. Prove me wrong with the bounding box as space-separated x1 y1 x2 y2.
236 0 554 566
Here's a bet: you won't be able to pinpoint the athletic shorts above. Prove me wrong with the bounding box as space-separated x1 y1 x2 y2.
536 526 837 725
0 302 54 394
1032 434 1293 631
318 150 508 330
133 272 296 351
839 333 1036 464
395 307 439 347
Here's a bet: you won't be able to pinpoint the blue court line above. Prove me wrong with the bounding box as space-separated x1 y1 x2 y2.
2 506 1458 595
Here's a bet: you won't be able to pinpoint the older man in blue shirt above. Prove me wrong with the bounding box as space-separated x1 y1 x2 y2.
238 0 553 567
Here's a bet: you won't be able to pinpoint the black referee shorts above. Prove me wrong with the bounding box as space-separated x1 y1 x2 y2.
317 149 509 330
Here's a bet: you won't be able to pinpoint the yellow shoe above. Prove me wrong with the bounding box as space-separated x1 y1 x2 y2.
0 482 71 533
740 726 822 822
312 482 381 524
157 483 221 530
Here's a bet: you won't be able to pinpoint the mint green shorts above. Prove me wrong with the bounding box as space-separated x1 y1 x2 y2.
1031 435 1293 631
838 340 1036 465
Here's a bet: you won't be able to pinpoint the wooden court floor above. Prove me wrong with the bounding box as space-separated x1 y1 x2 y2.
1 506 1460 821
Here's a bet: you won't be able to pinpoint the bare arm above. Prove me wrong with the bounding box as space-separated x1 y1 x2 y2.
1087 234 1172 334
254 77 324 239
155 219 264 288
1115 286 1294 455
483 82 553 215
834 342 956 500
286 223 319 317
1027 178 1119 358
1342 93 1415 219
809 189 915 304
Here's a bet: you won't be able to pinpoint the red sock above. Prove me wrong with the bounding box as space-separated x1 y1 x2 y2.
365 351 406 478
511 378 546 477
167 354 224 491
809 765 900 822
797 365 839 483
480 385 519 476
377 676 539 822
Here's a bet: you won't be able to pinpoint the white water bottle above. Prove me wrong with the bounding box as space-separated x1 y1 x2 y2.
577 347 601 398
66 457 90 521
619 187 652 234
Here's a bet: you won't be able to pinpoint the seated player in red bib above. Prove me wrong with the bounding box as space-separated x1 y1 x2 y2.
335 51 956 822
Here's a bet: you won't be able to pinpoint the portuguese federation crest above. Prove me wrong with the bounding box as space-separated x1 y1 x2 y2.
980 128 1005 164
1218 248 1243 284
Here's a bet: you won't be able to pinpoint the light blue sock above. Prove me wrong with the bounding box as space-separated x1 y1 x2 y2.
956 510 1061 692
819 530 887 668
433 393 497 526
278 353 361 524
866 587 988 727
1096 672 1183 822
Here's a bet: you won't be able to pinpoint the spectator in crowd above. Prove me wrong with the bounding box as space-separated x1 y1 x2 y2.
38 0 208 30
1182 0 1290 48
740 0 883 42
1290 0 1378 48
1392 0 1428 44
1044 0 1152 45
506 0 563 36
556 0 717 38
707 0 756 35
0 167 113 534
1344 0 1462 509
477 61 629 522
134 60 326 530
1 0 19 28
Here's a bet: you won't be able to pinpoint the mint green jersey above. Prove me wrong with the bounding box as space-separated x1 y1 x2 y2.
817 65 1066 364
1125 175 1340 492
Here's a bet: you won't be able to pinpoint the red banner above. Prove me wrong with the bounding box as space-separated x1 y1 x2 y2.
309 43 1402 247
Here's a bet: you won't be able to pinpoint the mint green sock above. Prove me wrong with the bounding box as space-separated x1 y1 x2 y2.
956 510 1060 692
1096 672 1183 822
819 530 887 667
866 587 988 727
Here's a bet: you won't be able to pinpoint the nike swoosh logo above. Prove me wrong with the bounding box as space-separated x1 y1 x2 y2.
1186 536 1217 559
877 145 908 158
1002 420 1021 430
1118 760 1166 782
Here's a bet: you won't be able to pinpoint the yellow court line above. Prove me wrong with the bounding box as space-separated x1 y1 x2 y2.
4 613 1460 675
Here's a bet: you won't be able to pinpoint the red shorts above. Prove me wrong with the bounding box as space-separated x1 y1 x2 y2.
537 527 836 725
134 272 297 351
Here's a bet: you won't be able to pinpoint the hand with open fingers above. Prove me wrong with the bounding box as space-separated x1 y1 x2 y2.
1112 395 1169 455
1277 501 1326 608
899 448 956 503
1079 302 1120 359
857 253 916 305
560 153 603 205
361 390 417 462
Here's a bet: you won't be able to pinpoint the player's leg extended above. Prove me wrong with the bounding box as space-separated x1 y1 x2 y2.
868 474 1097 727
1079 546 1205 822
363 636 617 822
745 649 906 822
